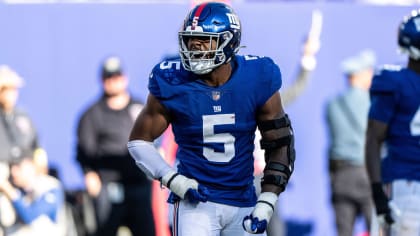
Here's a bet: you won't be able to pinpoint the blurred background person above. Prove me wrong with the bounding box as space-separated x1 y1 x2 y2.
0 65 39 165
325 49 376 236
0 65 41 235
75 56 155 236
0 149 65 236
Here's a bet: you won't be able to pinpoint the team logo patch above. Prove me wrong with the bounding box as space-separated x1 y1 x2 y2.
212 91 221 101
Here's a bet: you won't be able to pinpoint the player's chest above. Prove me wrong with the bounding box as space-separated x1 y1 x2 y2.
170 86 256 119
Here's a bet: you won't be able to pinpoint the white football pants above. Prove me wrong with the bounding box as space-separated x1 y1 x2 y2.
172 200 266 236
371 180 420 236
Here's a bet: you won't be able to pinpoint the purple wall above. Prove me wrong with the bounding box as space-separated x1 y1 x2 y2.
0 2 413 235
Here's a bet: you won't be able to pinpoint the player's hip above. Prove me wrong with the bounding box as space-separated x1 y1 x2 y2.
172 200 262 236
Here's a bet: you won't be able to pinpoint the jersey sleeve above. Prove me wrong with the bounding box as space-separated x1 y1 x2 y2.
256 56 282 107
268 58 282 93
368 68 400 123
148 59 187 101
148 65 163 99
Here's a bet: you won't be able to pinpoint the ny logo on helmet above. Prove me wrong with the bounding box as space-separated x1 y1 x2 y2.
226 13 240 29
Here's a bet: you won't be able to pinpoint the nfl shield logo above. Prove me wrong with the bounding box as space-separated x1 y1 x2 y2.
212 91 221 101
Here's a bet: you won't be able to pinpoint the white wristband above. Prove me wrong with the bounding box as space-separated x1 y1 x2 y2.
253 192 278 221
161 170 198 199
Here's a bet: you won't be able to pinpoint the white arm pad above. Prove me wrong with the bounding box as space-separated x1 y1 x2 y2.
127 140 173 180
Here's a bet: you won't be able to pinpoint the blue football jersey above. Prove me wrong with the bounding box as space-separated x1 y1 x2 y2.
148 55 282 207
369 66 420 183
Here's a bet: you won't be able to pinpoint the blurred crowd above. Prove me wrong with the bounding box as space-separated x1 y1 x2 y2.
0 66 67 236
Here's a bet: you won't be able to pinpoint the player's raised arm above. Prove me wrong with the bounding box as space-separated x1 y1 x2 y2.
281 9 322 106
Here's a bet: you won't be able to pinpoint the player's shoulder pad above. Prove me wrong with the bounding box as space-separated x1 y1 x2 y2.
239 54 277 67
149 58 192 85
148 58 195 98
370 64 403 93
237 54 282 85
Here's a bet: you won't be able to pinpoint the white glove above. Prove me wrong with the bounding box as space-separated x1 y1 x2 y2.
243 192 278 234
161 170 209 203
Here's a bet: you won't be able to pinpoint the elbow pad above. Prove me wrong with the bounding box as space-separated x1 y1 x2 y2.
258 114 296 192
127 140 173 180
258 114 296 173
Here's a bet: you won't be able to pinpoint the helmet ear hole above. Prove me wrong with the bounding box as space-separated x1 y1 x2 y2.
178 2 241 74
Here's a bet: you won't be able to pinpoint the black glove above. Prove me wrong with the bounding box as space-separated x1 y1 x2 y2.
371 182 394 225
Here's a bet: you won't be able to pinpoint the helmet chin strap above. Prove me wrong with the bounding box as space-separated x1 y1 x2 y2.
408 46 420 60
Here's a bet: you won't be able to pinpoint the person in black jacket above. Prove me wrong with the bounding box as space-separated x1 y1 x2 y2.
75 56 155 236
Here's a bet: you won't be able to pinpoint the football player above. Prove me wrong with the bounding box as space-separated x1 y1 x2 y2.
127 2 295 235
365 9 420 236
